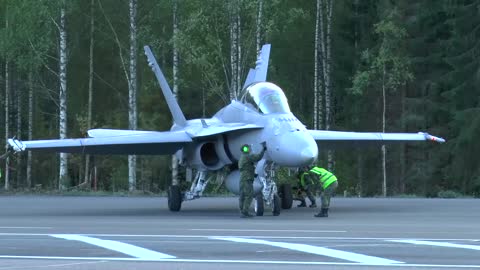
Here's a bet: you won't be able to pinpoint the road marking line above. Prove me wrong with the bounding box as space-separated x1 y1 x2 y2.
211 237 403 265
390 240 480 251
1 255 480 268
0 233 479 242
50 234 175 259
191 229 346 233
0 261 106 269
0 227 52 229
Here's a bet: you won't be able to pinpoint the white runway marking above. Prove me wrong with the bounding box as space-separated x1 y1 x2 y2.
0 227 52 229
1 233 480 242
1 255 480 268
191 229 347 233
211 236 403 265
390 240 480 251
0 261 106 269
50 234 175 259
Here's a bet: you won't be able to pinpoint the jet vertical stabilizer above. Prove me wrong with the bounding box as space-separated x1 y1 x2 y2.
242 44 271 89
144 46 187 127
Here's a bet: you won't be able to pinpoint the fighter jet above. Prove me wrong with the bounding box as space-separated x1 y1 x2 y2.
7 44 445 216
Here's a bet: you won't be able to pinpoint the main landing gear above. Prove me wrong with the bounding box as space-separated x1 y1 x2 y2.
254 160 282 216
168 170 210 212
254 193 281 216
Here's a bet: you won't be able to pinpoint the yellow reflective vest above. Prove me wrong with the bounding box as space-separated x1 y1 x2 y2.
299 171 314 188
309 167 337 189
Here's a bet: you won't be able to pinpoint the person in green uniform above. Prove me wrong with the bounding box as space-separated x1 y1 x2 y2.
238 142 267 218
308 167 338 217
296 166 317 208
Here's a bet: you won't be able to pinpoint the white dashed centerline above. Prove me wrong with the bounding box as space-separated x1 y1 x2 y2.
211 236 403 265
191 229 347 233
389 240 480 251
51 234 175 259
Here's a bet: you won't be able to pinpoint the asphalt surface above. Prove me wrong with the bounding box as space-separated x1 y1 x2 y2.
0 195 479 270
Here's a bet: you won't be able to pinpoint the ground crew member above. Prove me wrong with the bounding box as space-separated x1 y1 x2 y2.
238 142 267 218
296 166 317 208
308 167 338 217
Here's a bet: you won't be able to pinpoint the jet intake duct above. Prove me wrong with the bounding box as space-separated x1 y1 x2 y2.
225 170 263 195
185 141 230 171
199 142 219 167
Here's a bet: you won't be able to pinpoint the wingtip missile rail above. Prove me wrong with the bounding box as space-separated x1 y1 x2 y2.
6 138 25 153
420 132 446 143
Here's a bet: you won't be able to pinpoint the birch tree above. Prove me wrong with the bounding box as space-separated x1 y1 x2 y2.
4 3 10 190
128 0 138 191
255 0 264 53
323 0 334 170
26 70 33 189
58 1 68 189
16 68 22 187
313 0 334 169
322 0 333 133
84 0 95 187
229 0 241 100
351 11 413 196
313 0 322 130
171 0 179 186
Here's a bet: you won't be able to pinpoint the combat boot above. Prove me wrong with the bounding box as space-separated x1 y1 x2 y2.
297 201 307 207
309 202 317 208
314 208 328 217
240 211 254 218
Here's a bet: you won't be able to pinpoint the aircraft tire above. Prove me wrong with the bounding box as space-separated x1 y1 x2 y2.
168 185 182 212
279 184 293 209
272 194 281 216
254 194 264 216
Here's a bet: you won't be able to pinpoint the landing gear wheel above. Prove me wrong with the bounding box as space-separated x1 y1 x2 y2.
254 194 264 216
279 184 293 209
168 185 182 212
272 194 281 216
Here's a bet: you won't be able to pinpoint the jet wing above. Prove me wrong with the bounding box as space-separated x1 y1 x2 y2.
87 129 163 137
309 130 445 149
189 123 263 138
7 130 192 155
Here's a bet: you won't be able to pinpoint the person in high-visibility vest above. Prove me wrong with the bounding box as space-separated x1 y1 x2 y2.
295 166 317 208
308 167 338 217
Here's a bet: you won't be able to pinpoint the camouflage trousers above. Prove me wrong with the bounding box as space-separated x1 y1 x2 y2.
294 187 316 205
239 179 254 214
320 181 338 209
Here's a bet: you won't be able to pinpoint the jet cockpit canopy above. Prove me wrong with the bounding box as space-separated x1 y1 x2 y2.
242 82 291 114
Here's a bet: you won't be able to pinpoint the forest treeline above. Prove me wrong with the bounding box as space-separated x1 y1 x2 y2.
0 0 478 197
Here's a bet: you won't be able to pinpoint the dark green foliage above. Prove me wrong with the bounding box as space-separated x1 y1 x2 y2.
0 0 477 196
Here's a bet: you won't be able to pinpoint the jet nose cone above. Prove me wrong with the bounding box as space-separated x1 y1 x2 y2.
301 147 317 164
269 131 318 167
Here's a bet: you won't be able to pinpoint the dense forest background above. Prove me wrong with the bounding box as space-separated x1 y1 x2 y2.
0 0 478 197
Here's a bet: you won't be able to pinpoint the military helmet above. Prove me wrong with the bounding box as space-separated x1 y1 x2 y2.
241 144 251 154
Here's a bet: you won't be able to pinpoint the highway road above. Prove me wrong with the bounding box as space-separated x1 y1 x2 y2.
0 196 479 269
